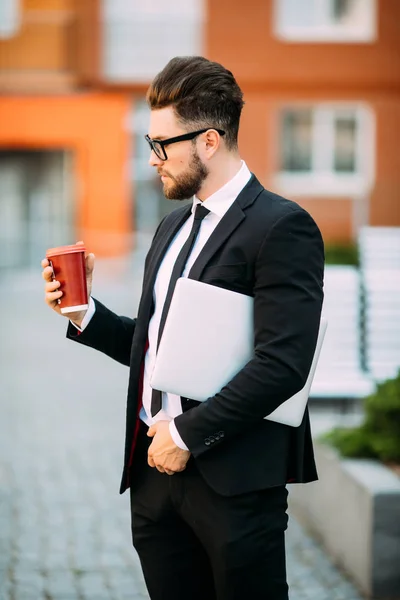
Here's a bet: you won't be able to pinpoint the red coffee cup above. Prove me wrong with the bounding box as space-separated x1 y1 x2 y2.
46 244 88 314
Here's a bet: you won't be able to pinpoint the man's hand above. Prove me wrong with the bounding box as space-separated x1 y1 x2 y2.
41 241 95 327
147 421 190 475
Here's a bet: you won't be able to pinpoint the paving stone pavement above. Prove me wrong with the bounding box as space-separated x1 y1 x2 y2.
0 248 366 600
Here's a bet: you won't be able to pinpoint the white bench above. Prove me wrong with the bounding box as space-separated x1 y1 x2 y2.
310 266 375 399
359 227 400 381
358 226 400 270
361 267 400 382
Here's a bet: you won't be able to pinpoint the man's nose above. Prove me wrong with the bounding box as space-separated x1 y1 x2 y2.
149 150 164 168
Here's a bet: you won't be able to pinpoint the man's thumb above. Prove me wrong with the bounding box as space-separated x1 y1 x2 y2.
147 426 156 437
86 253 95 275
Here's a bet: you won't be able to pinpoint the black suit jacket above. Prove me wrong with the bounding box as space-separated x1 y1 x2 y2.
67 175 324 496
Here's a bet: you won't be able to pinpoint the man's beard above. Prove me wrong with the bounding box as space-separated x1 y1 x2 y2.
159 149 209 201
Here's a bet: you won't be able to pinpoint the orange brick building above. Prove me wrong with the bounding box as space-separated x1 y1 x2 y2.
209 0 400 243
0 0 399 266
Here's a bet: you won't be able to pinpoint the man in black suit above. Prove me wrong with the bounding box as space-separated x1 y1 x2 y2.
42 56 324 600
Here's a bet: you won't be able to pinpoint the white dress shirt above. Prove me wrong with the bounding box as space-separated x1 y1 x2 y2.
75 161 251 450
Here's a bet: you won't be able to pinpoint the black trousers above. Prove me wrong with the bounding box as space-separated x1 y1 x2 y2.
129 421 289 600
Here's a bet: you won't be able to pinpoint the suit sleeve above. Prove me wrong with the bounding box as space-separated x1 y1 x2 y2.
65 215 170 366
66 299 136 367
174 208 325 456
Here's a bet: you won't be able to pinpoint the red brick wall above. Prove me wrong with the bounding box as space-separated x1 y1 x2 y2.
207 0 400 242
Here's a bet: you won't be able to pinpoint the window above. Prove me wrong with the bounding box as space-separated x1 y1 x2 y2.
102 0 205 82
0 0 20 38
274 105 375 197
281 110 313 172
274 0 376 42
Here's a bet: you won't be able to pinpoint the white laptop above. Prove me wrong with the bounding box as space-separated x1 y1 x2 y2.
150 278 327 427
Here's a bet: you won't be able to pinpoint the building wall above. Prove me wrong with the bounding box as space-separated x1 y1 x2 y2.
371 97 400 226
207 0 400 242
238 93 355 241
238 90 400 240
0 93 132 256
206 0 400 88
1 0 399 254
0 0 95 93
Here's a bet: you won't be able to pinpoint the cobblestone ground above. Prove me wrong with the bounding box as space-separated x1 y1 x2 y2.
0 250 365 600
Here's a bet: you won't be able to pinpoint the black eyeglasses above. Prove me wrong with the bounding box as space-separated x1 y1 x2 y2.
144 128 226 161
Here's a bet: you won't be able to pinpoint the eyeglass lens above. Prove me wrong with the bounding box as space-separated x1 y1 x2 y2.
152 141 165 160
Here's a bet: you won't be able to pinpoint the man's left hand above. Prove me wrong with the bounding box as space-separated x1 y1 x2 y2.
147 421 190 475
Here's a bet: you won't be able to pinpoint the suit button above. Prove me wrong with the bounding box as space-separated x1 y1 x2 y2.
204 438 211 446
219 431 225 438
209 436 215 443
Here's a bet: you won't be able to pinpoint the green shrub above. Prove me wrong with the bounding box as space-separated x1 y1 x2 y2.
324 243 359 266
320 370 400 463
323 426 377 459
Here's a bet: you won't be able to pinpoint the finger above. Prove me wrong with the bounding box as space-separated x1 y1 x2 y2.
45 280 61 293
165 469 175 475
147 454 156 468
42 266 55 281
76 240 84 245
45 290 63 305
85 253 95 274
41 258 49 268
147 426 156 437
156 466 165 473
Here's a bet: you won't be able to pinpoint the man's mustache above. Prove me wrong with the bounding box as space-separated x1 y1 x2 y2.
158 170 174 179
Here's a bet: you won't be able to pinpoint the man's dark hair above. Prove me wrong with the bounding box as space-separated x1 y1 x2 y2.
146 56 244 151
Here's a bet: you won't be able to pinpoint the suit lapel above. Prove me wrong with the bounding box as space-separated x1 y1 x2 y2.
188 175 264 280
138 203 192 326
137 175 264 331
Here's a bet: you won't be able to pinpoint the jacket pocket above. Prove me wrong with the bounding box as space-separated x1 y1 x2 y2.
203 262 247 282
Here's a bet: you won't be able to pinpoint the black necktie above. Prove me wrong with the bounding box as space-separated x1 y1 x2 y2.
150 203 210 417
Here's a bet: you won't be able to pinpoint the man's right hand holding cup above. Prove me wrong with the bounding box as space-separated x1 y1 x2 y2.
41 241 95 328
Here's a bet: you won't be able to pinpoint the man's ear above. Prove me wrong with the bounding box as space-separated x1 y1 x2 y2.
203 129 221 158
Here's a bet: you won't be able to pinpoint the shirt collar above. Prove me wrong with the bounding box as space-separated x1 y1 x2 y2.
192 161 252 218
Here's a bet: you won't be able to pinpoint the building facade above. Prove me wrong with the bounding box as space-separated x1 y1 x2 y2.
0 0 399 266
209 0 400 243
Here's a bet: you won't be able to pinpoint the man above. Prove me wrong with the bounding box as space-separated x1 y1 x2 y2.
42 56 324 600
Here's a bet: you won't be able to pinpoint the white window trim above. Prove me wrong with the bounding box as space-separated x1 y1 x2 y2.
0 0 21 39
273 0 377 44
101 0 205 82
126 101 155 182
272 103 375 198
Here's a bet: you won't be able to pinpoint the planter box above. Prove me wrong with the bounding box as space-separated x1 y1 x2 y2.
288 442 400 599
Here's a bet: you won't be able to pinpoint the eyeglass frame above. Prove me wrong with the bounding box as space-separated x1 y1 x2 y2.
144 128 226 161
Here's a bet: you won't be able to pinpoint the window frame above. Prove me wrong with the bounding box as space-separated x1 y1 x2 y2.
0 0 21 39
273 103 375 198
273 0 377 43
101 0 205 83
